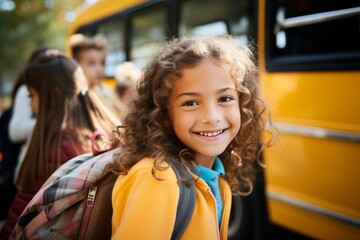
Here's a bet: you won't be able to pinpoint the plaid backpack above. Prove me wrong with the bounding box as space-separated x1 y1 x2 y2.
11 148 196 240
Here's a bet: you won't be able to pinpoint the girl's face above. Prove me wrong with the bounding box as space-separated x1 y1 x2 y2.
28 86 39 116
78 49 106 88
168 58 241 168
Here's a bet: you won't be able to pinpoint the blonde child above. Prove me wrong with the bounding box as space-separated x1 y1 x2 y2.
69 34 123 119
114 61 141 121
111 35 273 239
0 51 119 238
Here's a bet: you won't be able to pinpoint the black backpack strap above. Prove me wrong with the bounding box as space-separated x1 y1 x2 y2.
170 162 196 240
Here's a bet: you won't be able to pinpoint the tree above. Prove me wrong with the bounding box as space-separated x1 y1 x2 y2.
0 0 84 108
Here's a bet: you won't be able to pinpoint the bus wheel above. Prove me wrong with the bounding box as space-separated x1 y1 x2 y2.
228 195 243 238
227 168 269 240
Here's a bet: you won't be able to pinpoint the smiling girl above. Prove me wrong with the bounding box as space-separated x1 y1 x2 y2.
111 35 273 239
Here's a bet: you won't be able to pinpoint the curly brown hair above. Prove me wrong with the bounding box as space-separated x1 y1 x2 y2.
113 35 272 195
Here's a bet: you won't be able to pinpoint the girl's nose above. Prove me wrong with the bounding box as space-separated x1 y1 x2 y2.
200 104 221 124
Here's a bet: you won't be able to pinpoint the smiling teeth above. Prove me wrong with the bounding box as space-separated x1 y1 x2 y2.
199 130 223 137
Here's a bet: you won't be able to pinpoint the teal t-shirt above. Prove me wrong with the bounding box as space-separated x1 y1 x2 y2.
197 157 225 225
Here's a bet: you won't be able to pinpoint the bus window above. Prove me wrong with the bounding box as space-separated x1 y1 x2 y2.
229 15 251 45
77 28 94 37
267 0 360 71
179 0 253 44
186 21 227 37
97 19 126 77
130 6 167 68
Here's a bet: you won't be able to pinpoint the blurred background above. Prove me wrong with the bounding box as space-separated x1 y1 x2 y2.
0 0 97 110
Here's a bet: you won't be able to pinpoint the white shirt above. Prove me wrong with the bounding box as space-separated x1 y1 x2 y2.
9 85 36 142
9 85 36 183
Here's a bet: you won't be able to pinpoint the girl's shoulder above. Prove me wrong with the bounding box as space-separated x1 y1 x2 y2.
128 157 177 179
113 157 179 192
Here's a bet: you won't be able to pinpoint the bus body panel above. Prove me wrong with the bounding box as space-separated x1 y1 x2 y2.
261 71 360 238
268 197 360 239
262 72 360 129
68 0 147 37
259 0 360 238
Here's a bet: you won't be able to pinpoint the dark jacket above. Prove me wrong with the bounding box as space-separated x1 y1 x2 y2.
0 137 84 239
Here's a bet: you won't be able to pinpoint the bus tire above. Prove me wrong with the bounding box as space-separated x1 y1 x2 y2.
227 166 269 240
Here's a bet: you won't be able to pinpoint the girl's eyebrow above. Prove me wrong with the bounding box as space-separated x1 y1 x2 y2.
219 87 237 93
175 87 236 99
175 92 199 99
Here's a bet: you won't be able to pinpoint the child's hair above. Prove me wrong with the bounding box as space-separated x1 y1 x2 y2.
114 61 141 99
113 35 273 195
10 47 58 102
69 34 108 61
17 51 118 191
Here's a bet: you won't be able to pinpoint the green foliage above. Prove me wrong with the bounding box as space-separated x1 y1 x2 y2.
0 0 83 85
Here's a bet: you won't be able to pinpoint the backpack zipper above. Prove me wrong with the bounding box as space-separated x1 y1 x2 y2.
87 186 97 207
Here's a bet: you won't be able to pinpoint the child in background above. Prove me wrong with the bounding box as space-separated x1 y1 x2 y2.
69 34 124 119
0 47 57 223
111 36 274 239
114 61 141 121
0 51 119 239
9 47 59 184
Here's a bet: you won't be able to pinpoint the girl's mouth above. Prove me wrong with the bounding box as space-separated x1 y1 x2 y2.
196 129 225 137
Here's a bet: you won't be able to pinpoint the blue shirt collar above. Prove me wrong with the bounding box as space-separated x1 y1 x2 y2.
197 157 225 182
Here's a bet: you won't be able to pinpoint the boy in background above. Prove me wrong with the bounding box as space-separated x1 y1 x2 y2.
69 34 123 119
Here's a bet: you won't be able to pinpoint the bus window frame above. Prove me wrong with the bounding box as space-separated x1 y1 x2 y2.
74 0 260 74
265 2 360 72
177 0 258 40
76 0 172 74
129 3 169 67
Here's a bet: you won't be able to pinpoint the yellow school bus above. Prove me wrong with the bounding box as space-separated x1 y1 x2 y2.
68 0 360 239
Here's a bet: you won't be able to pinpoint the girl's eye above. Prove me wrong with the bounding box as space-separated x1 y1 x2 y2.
219 96 233 103
182 100 198 107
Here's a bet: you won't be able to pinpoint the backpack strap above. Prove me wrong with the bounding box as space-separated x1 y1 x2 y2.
170 162 196 240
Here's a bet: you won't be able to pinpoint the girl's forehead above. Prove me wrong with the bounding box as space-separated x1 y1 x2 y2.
79 49 106 60
172 59 235 88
